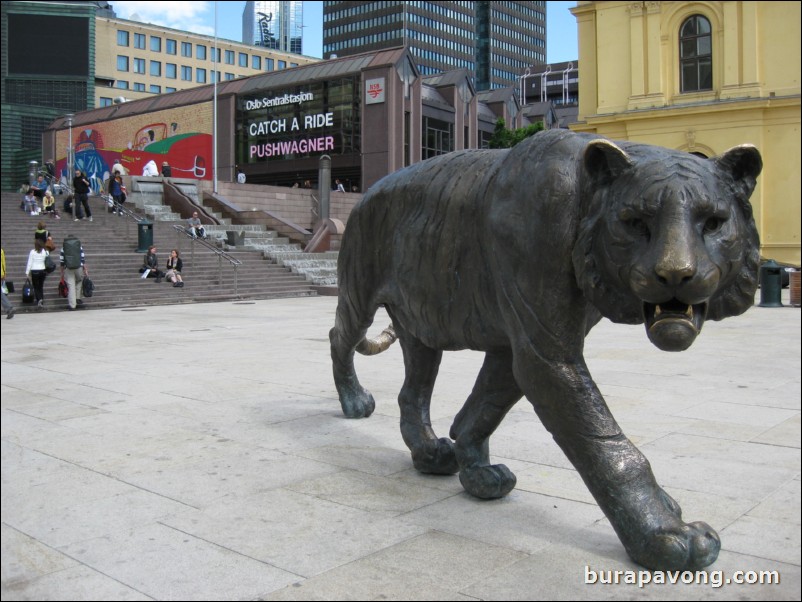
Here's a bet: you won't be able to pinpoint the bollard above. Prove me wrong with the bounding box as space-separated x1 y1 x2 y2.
759 260 783 307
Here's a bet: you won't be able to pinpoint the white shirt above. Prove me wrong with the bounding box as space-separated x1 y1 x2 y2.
237 172 246 184
142 160 158 177
26 249 48 273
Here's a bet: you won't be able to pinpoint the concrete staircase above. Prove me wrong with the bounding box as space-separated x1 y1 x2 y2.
130 178 339 288
1 192 320 313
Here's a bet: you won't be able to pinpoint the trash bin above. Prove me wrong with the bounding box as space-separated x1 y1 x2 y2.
759 259 783 307
137 220 154 253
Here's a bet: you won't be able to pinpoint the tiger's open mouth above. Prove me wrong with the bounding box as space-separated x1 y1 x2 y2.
643 300 708 352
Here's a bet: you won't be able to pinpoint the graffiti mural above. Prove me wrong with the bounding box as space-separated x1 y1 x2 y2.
55 104 213 192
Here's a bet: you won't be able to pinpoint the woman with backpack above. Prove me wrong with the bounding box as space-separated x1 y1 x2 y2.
34 221 56 252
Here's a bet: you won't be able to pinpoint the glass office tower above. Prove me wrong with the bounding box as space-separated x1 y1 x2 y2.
243 1 303 54
323 1 546 90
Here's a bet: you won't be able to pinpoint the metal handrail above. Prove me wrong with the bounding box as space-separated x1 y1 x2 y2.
171 224 242 296
99 193 148 238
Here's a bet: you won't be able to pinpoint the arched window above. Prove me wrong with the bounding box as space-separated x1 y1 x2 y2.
679 15 712 93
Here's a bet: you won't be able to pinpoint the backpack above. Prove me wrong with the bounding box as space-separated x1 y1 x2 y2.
63 237 82 269
44 254 56 274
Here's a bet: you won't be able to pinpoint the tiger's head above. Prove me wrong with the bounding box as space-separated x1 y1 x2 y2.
573 139 762 352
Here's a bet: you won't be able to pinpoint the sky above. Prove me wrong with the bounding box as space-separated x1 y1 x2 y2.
110 1 578 64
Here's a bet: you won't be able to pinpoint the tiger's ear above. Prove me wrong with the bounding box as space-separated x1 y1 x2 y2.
584 139 632 185
714 144 762 190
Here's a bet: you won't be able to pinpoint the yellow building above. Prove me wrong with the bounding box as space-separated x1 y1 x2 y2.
571 1 800 264
94 17 319 107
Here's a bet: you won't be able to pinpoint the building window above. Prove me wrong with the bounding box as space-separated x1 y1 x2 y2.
181 66 192 81
117 30 129 46
197 68 207 83
181 42 192 57
166 87 177 93
197 45 207 60
117 56 129 72
150 36 161 52
422 117 454 159
278 60 286 69
150 61 161 76
133 58 146 74
134 33 146 49
266 58 274 71
134 82 146 91
225 72 235 80
117 80 129 89
680 15 712 92
166 63 177 79
239 52 248 67
252 55 261 70
226 50 235 64
150 84 161 94
166 39 177 55
99 97 113 107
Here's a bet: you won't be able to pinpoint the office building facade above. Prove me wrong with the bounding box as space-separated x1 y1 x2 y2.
520 60 579 129
0 0 317 191
243 1 304 53
96 15 316 107
322 1 546 90
42 48 531 198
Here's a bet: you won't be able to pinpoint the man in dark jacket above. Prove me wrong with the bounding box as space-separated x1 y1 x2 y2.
72 169 93 221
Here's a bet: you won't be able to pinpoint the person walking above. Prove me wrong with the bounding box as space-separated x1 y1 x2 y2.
107 172 126 215
1 248 15 319
25 239 50 309
161 162 172 177
72 169 93 221
60 234 88 310
34 221 50 245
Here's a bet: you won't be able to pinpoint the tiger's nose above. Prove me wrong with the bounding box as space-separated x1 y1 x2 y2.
655 258 695 287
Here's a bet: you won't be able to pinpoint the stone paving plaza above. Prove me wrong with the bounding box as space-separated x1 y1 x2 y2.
1 294 800 600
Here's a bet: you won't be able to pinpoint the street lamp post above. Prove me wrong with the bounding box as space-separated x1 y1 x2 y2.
65 113 74 184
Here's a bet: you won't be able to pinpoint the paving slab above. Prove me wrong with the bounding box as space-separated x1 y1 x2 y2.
1 294 800 600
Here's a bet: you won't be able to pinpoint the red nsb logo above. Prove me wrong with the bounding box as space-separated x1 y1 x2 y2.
368 84 383 99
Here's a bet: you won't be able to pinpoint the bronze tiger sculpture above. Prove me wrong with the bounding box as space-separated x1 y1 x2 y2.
330 130 762 570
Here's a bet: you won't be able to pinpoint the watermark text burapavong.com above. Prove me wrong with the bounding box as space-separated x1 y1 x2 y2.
585 566 780 588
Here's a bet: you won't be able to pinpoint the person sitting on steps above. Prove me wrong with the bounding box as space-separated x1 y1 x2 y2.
186 212 206 239
141 245 165 282
165 249 184 288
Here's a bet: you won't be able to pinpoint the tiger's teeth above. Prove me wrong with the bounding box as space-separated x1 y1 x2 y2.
655 305 662 317
685 305 694 319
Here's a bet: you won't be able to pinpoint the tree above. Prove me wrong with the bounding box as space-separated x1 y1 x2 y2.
488 117 544 148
